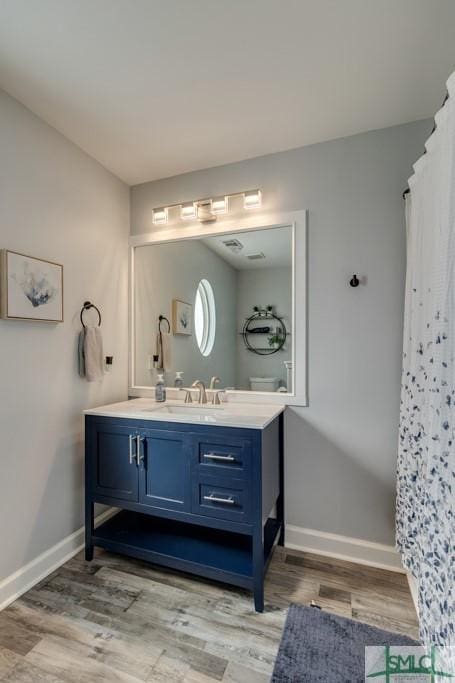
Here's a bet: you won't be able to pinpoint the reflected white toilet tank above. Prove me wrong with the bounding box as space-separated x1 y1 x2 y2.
249 377 280 392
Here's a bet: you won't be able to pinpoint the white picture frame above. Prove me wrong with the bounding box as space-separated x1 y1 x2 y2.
0 250 64 323
172 299 192 335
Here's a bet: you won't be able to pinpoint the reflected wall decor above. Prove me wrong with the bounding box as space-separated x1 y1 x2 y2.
172 299 192 335
0 250 63 322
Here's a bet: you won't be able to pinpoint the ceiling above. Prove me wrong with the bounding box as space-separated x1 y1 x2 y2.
203 226 292 270
0 1 454 185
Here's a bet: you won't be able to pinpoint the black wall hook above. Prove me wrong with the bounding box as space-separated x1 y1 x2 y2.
350 274 360 288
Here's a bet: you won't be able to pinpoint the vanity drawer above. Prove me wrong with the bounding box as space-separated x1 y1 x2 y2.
192 478 250 524
195 435 251 479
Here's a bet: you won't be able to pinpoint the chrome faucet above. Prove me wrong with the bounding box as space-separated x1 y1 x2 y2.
212 390 224 405
209 376 220 390
191 380 207 404
183 388 193 403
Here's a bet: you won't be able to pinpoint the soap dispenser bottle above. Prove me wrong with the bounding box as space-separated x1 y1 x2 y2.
174 371 184 390
155 374 166 402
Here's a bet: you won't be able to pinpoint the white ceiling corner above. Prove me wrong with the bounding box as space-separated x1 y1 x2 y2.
0 0 454 185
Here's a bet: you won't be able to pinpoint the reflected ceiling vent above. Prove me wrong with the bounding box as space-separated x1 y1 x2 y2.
247 252 266 260
223 238 244 254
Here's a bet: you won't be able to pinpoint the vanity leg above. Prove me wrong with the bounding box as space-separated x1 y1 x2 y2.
253 582 264 613
253 531 265 612
85 499 94 562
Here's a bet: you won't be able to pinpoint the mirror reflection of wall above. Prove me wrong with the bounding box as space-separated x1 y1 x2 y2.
134 225 293 393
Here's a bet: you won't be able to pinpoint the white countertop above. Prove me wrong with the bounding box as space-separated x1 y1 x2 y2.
84 398 285 430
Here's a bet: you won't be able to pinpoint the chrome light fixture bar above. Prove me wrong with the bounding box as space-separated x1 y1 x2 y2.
152 189 262 225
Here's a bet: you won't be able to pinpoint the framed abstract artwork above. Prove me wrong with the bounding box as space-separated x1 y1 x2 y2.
0 250 64 322
172 298 192 335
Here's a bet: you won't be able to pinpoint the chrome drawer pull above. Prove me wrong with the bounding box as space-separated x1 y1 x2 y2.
203 494 235 505
203 453 235 462
136 435 144 466
129 434 135 465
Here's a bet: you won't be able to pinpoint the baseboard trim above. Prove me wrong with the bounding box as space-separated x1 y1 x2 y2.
285 524 405 573
0 508 117 612
0 516 408 612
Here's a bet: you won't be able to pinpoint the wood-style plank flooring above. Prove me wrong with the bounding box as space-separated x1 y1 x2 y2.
0 547 419 682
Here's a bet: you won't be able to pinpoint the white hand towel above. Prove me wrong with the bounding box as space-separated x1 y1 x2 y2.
78 328 86 377
84 326 104 381
156 331 171 370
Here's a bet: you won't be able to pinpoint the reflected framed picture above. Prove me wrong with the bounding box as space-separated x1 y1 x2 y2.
172 299 192 335
0 250 64 322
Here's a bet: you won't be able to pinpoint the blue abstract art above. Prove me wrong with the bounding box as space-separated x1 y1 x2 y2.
1 250 63 322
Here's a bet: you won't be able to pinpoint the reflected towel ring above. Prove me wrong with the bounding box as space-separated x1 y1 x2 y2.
80 301 102 328
158 315 170 333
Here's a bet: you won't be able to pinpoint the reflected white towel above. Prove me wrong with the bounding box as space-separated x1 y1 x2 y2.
156 331 171 370
84 326 104 381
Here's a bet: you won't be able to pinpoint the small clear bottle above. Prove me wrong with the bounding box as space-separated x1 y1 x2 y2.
174 371 184 390
155 374 166 402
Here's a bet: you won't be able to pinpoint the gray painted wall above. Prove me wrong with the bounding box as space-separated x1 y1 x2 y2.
131 120 430 545
134 240 237 388
0 89 129 581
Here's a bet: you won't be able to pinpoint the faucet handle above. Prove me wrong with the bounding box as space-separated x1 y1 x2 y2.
183 389 193 403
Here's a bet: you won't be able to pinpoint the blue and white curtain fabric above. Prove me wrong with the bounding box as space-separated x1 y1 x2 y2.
396 71 455 657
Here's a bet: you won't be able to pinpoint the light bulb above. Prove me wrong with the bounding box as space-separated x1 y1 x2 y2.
180 202 197 220
211 196 228 214
152 207 168 224
244 189 262 210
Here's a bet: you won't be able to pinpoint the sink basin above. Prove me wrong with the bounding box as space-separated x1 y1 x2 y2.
153 405 224 417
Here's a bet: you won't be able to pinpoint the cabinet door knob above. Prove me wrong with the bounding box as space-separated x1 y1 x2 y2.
136 435 144 466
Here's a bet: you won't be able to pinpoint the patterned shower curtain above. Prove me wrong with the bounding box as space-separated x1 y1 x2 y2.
396 72 455 656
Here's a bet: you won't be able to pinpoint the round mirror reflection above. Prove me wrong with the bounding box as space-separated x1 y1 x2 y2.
194 278 216 357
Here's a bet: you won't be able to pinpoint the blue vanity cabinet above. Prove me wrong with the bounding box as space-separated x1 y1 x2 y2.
85 413 284 612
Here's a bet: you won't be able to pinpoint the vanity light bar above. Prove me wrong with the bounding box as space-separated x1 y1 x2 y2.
152 190 262 225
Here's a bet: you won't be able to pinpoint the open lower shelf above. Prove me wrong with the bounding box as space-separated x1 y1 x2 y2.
93 511 281 590
94 510 252 586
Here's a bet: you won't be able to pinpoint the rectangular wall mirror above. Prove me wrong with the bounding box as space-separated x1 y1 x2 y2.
130 211 307 404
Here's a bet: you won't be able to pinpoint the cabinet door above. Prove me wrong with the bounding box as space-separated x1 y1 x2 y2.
139 429 191 512
89 422 139 502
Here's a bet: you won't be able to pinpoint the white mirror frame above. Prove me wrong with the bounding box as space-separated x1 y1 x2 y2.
129 209 307 406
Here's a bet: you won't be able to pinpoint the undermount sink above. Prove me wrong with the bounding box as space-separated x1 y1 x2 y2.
150 404 224 417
